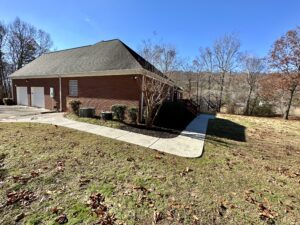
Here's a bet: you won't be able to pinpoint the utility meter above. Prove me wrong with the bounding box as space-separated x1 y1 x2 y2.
50 87 55 98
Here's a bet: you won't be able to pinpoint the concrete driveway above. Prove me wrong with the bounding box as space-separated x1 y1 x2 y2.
0 105 49 119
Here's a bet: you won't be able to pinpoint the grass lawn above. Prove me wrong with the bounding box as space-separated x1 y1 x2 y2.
0 114 299 224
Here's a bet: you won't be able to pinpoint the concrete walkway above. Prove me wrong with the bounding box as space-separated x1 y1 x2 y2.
0 113 214 158
0 105 49 119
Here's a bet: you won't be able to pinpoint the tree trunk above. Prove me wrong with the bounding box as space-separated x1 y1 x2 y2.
0 61 8 98
207 74 211 111
244 88 253 115
217 72 225 112
145 107 154 128
283 87 296 120
151 103 163 126
249 95 258 116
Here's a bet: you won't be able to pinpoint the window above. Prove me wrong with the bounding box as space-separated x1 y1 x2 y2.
69 80 78 97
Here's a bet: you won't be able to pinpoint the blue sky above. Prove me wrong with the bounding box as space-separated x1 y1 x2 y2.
1 0 300 60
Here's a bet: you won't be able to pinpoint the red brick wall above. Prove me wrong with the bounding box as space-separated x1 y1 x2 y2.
63 75 142 114
12 78 59 111
12 75 143 114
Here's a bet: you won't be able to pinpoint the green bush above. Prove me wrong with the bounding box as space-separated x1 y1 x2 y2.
69 100 81 115
252 103 275 116
111 104 127 121
128 107 138 124
3 98 15 105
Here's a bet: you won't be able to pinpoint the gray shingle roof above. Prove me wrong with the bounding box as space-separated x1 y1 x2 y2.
10 39 163 78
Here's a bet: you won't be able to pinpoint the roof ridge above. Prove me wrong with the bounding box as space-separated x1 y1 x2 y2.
115 40 146 69
118 40 164 76
94 39 121 45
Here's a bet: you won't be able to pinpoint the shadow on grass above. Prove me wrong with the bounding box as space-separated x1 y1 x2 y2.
206 118 246 142
117 122 181 138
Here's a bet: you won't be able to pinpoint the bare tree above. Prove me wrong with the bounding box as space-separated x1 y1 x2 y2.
139 40 179 127
0 21 8 98
35 29 53 56
142 75 171 127
242 54 265 115
8 17 52 71
180 61 194 99
213 34 241 112
0 18 53 98
269 27 300 119
194 47 215 110
140 39 179 76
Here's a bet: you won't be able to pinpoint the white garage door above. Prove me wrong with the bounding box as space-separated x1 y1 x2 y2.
16 87 28 106
31 87 45 108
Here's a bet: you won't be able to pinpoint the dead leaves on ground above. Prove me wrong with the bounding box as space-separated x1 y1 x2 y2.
258 203 278 221
55 214 68 224
56 161 65 173
166 198 199 224
79 176 91 188
50 206 68 224
12 170 40 185
5 190 37 206
50 206 64 215
153 210 163 224
87 193 116 225
180 167 193 177
244 189 278 222
154 151 165 160
264 165 300 180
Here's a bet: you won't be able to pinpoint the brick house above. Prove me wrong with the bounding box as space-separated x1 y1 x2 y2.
10 39 181 119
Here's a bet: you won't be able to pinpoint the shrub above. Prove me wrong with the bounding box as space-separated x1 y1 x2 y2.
69 100 81 115
226 102 236 114
111 104 127 121
252 103 275 116
3 98 15 105
128 107 138 124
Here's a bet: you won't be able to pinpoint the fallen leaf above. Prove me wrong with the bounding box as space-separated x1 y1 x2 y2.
79 176 91 187
6 190 37 206
258 203 278 220
127 157 135 162
56 161 64 172
193 215 199 221
55 214 68 224
155 154 162 159
153 210 163 224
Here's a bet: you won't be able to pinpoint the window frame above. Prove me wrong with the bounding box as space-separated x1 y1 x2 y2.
69 80 78 97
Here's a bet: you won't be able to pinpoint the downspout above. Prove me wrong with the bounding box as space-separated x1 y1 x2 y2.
140 75 144 122
59 76 62 112
11 79 14 100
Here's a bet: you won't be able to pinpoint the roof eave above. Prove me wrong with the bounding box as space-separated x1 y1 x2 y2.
10 68 146 79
